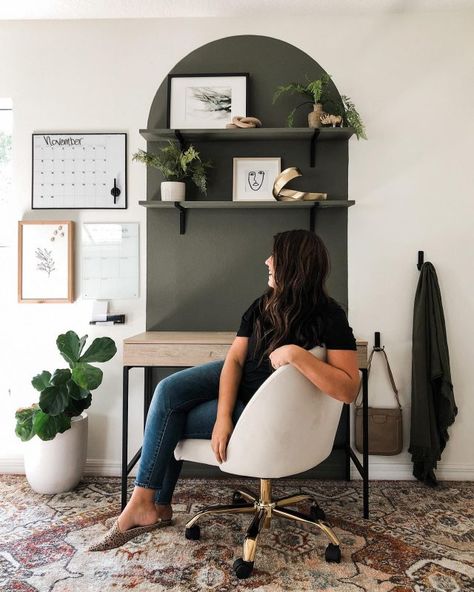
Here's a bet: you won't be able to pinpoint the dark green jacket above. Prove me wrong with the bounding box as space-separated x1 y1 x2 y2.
409 262 457 485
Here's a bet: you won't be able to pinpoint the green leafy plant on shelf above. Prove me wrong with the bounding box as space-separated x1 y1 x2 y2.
132 141 212 194
339 95 367 141
273 73 332 127
15 331 117 442
273 74 367 140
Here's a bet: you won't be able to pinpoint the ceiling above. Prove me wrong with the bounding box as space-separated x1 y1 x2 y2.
0 0 472 20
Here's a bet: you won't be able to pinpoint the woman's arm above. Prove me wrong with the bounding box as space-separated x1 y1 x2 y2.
269 345 360 404
211 336 249 463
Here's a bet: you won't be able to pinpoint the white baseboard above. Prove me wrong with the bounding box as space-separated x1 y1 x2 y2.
350 461 474 481
0 457 134 478
0 456 24 474
1 456 473 481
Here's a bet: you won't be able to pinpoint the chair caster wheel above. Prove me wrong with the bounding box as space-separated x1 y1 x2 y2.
233 557 254 579
232 492 247 505
310 504 326 521
325 543 341 563
185 525 200 540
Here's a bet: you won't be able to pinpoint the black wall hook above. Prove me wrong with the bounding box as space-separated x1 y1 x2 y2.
417 251 424 271
374 331 383 351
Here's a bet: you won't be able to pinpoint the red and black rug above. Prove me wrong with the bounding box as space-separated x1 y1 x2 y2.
0 476 472 591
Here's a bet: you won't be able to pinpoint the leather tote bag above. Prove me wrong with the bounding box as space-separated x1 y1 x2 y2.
355 347 403 455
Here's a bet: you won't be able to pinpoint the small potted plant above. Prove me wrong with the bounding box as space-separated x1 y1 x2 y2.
273 74 332 128
15 330 116 494
273 74 367 139
133 141 212 201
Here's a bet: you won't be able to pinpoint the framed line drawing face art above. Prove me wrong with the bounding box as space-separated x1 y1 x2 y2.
233 157 281 201
18 220 74 303
167 73 248 129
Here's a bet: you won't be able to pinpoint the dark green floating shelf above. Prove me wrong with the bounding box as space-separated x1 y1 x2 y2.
139 127 355 143
139 200 355 209
139 200 355 235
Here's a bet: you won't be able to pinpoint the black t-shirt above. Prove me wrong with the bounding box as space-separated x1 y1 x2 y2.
236 296 357 404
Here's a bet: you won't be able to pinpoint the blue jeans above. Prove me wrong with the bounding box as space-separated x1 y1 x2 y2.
135 360 245 505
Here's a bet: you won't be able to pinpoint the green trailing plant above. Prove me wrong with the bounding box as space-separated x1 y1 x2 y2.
15 331 117 442
341 95 367 141
273 74 367 140
133 141 212 194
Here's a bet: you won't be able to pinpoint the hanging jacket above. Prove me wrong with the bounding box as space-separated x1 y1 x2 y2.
409 262 457 486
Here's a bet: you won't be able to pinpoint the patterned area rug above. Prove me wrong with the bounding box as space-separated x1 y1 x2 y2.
0 476 473 591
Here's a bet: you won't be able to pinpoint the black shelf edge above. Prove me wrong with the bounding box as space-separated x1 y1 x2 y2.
139 200 355 209
139 127 355 142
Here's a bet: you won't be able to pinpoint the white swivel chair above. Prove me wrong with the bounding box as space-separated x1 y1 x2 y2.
174 346 345 579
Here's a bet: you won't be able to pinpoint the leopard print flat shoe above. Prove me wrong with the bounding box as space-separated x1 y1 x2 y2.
88 517 173 551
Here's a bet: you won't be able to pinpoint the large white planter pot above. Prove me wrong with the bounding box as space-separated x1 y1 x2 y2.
161 181 185 201
23 412 88 494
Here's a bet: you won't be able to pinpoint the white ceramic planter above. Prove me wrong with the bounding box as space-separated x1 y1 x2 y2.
161 181 185 201
23 412 88 494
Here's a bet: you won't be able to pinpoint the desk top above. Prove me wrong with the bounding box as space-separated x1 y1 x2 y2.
124 331 238 345
123 332 368 368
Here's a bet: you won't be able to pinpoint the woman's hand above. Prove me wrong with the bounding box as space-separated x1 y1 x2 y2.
269 344 301 370
211 416 234 463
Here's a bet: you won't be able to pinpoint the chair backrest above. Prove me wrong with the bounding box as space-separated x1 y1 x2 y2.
221 346 344 478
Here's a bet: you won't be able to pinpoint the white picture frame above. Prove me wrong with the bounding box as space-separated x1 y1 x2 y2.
18 220 74 303
233 157 281 201
167 73 248 129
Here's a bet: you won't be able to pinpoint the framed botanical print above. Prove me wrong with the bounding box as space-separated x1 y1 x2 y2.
167 73 248 129
233 157 281 201
18 220 74 303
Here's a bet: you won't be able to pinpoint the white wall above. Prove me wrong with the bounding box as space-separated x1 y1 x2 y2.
0 12 473 480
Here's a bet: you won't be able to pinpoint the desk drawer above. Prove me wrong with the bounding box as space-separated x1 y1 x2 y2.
123 343 231 367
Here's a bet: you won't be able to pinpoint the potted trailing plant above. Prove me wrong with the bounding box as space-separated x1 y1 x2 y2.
15 330 116 494
133 141 212 201
273 74 367 139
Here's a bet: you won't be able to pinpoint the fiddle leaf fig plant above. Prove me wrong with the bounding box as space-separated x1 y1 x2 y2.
15 331 117 442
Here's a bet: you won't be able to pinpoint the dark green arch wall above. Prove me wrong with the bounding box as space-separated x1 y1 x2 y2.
145 35 351 478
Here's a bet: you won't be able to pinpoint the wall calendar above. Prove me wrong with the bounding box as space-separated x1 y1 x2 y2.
32 132 127 209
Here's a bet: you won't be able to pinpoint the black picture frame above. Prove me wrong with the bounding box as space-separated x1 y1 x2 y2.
166 73 249 129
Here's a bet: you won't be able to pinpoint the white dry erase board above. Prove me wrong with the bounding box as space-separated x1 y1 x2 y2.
32 133 127 209
81 223 139 299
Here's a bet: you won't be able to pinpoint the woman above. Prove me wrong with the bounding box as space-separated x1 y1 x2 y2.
89 229 360 551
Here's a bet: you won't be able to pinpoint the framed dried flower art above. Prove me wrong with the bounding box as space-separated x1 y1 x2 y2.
18 221 74 303
167 73 248 129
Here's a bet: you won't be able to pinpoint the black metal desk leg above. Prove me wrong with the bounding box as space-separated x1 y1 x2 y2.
122 366 131 511
144 366 153 429
362 368 369 518
344 404 351 481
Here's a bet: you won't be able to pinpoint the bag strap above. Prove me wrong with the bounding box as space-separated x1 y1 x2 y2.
355 346 402 409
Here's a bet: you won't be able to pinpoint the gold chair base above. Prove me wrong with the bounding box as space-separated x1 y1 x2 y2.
185 478 341 566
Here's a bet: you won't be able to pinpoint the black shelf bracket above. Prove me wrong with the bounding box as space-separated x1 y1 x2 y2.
310 128 320 168
174 129 185 151
174 202 186 234
309 204 317 232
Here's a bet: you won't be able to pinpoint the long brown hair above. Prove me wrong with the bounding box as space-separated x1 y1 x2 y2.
254 229 331 361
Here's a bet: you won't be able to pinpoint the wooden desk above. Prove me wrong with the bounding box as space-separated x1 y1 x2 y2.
122 332 369 516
